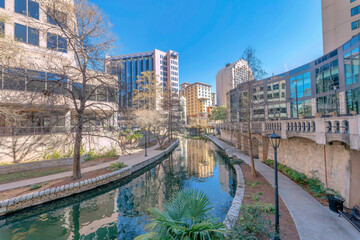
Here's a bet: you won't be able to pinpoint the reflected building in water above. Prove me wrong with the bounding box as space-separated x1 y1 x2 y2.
185 140 216 179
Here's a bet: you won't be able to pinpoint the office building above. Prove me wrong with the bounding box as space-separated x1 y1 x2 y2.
106 49 179 109
322 0 360 54
229 35 360 121
180 82 213 118
0 0 118 163
216 59 251 106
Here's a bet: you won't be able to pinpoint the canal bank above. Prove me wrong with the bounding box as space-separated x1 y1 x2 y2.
0 138 237 240
0 139 179 217
206 135 360 240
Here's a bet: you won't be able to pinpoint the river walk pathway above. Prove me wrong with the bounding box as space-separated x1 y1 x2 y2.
0 144 162 192
207 135 359 240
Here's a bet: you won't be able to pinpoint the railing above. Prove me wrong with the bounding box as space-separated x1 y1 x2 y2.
215 115 360 150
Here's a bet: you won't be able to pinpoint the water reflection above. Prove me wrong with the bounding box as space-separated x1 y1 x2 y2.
0 139 236 240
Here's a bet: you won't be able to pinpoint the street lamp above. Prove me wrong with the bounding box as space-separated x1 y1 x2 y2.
144 127 148 157
269 131 281 240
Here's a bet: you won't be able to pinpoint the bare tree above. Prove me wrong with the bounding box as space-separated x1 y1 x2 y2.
239 47 266 177
31 0 119 179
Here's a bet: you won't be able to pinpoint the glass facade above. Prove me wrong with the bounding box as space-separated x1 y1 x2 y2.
346 88 360 114
315 60 339 94
118 56 153 108
317 95 338 114
344 47 360 85
291 100 312 118
290 72 311 99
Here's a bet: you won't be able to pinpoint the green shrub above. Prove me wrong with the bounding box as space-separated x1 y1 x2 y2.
109 161 127 171
228 204 278 239
29 184 41 190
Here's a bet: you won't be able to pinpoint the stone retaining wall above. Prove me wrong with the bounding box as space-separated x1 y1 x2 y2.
0 140 179 217
0 155 89 174
206 135 245 229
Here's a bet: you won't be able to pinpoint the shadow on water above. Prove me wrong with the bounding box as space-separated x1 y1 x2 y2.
0 138 237 240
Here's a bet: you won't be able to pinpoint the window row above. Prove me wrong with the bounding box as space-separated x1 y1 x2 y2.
0 68 117 102
14 23 67 52
315 60 339 94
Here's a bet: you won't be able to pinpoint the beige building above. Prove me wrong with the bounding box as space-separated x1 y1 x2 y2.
322 0 360 54
216 59 251 106
0 0 118 163
180 82 213 118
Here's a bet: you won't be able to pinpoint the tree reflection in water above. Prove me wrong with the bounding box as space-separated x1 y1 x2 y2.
0 139 236 240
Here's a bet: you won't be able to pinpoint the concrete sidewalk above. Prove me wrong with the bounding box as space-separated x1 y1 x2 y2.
0 144 162 192
208 135 359 240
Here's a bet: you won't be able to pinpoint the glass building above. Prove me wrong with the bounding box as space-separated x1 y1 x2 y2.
107 49 179 109
229 34 360 122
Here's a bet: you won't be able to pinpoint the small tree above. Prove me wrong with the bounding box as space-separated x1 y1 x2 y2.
210 106 227 122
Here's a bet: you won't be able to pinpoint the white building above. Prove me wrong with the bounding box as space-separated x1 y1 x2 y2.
216 59 251 106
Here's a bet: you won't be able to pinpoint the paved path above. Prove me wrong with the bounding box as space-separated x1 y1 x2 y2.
0 144 162 192
208 135 360 240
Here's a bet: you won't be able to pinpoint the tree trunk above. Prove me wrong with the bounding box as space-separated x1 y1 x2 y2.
73 113 83 180
247 86 257 177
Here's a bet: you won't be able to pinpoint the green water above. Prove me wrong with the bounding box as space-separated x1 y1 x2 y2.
0 138 237 240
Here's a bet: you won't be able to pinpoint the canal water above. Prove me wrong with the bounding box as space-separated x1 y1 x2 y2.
0 138 237 240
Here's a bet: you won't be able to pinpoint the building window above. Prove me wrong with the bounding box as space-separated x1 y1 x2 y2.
47 33 67 53
315 60 339 94
290 72 311 99
47 10 67 28
15 0 39 20
346 88 360 113
15 23 39 46
47 73 67 94
317 95 338 114
352 19 360 30
27 70 46 92
0 21 4 36
351 5 360 16
291 100 312 118
0 0 4 8
344 47 360 85
3 68 26 91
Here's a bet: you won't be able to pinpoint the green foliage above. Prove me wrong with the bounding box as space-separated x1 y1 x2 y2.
210 106 227 121
42 150 62 160
265 159 330 199
230 158 244 166
29 184 41 190
246 180 261 189
126 131 143 141
228 204 278 239
85 147 118 161
109 161 127 171
135 189 226 240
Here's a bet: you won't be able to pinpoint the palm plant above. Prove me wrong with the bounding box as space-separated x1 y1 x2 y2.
135 189 226 240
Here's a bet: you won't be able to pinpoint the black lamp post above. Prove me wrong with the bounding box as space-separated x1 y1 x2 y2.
269 131 281 240
144 128 148 157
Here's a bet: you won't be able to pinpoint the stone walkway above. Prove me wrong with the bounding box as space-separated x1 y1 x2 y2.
207 135 360 240
0 144 162 192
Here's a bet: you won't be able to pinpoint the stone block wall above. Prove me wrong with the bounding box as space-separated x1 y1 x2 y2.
219 129 360 207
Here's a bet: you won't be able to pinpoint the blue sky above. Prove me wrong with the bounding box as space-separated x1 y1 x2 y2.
94 0 323 90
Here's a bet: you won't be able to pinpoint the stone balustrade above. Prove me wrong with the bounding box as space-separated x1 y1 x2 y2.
216 115 360 151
